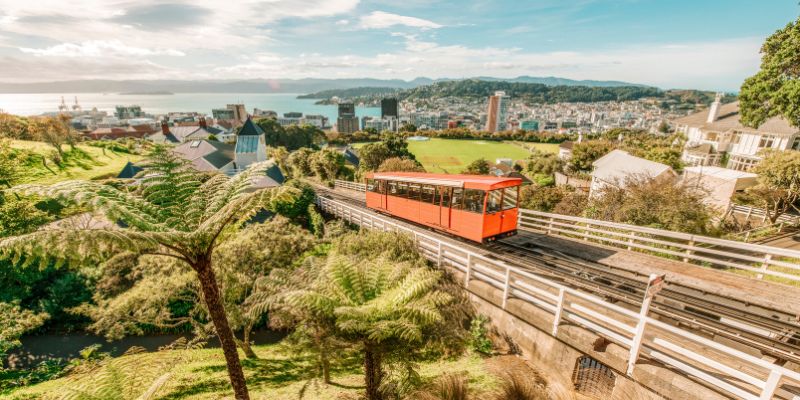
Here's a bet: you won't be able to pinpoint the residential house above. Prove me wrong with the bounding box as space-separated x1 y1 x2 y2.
675 94 800 171
148 118 225 144
85 124 155 140
589 149 675 197
174 140 236 173
682 166 757 211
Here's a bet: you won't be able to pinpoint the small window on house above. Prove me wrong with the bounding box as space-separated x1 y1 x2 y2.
190 140 201 148
732 131 742 145
758 135 776 148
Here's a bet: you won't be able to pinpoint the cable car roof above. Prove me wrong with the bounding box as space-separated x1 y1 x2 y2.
367 172 522 190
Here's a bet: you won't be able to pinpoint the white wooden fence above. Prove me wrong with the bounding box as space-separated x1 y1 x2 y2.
518 209 800 284
317 194 800 400
729 204 800 225
333 180 800 284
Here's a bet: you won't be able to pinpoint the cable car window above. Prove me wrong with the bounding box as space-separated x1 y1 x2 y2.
408 184 421 201
421 185 436 204
451 188 463 209
388 181 398 196
377 180 386 194
502 187 518 210
440 187 451 207
367 179 377 192
486 189 503 214
463 189 485 213
397 182 408 198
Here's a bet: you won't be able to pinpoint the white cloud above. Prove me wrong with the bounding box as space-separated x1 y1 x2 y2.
19 40 185 58
358 11 442 30
336 19 350 26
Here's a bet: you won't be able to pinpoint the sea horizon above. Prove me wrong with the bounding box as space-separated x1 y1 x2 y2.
0 92 381 121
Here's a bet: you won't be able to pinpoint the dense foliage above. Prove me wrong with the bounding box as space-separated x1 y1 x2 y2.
254 118 326 151
587 175 716 235
740 150 800 223
740 16 800 128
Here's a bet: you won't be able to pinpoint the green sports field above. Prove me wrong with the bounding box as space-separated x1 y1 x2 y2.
355 138 558 173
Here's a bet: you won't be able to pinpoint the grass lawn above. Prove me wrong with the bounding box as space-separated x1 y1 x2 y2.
9 140 143 185
354 139 558 173
2 343 504 400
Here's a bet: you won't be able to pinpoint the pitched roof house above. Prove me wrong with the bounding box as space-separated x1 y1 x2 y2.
589 149 675 197
174 140 236 173
148 118 224 144
675 95 800 171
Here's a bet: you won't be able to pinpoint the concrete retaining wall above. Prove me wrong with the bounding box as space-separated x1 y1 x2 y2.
452 270 733 400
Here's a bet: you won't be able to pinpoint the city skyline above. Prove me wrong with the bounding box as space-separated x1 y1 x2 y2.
0 1 797 90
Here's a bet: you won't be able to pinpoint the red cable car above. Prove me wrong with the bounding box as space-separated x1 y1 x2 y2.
364 172 522 242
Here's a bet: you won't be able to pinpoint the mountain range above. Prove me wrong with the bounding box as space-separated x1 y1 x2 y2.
0 76 647 94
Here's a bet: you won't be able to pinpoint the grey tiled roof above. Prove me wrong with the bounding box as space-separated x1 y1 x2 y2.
238 118 265 136
674 101 798 136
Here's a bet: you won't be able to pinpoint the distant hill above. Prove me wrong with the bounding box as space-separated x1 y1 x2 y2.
300 79 734 108
395 80 663 104
472 76 647 87
0 76 643 94
297 87 402 99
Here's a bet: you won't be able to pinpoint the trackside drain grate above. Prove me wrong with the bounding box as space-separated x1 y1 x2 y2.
572 356 616 398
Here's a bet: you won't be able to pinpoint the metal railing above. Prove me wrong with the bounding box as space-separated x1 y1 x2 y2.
316 194 800 400
334 180 800 284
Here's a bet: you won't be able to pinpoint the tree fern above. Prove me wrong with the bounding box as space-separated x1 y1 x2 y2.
0 152 297 400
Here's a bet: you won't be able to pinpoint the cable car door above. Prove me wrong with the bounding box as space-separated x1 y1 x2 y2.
439 187 451 228
379 180 387 210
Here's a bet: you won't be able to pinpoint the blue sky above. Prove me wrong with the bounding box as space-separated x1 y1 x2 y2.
0 0 797 90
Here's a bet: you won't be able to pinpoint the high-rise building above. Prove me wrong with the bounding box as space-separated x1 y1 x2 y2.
115 105 143 120
337 102 359 134
484 91 508 132
212 104 248 122
381 98 399 119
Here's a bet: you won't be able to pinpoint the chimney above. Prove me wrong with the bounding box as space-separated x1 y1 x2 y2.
199 117 207 129
161 120 169 135
706 92 723 123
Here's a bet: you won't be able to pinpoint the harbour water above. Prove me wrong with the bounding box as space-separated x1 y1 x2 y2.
0 93 381 121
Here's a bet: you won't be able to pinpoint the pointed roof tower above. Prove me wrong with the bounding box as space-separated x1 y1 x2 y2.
238 117 264 136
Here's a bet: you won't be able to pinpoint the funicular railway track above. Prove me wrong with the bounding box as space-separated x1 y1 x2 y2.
318 187 800 366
